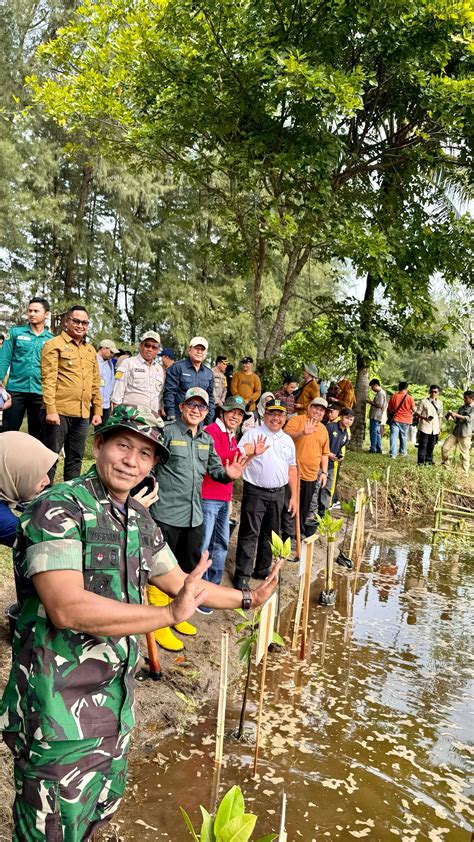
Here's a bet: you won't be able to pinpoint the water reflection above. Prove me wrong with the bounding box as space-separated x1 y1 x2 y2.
118 534 473 841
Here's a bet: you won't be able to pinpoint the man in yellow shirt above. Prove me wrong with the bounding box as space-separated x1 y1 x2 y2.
231 356 262 412
284 397 330 538
41 305 102 481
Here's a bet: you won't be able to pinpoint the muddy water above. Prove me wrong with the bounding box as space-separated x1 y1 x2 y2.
118 533 474 840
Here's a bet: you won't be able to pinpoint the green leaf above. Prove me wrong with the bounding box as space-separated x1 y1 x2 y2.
216 814 257 842
282 537 292 557
234 608 247 619
272 631 285 647
254 835 278 841
200 807 216 842
238 637 253 663
214 786 246 835
180 807 199 841
270 531 284 552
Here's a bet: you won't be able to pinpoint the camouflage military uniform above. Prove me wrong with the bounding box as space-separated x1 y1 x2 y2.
0 414 176 840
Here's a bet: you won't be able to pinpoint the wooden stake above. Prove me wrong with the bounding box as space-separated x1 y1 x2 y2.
327 538 336 592
366 478 374 517
384 465 391 523
374 481 378 530
215 631 229 766
278 792 287 842
348 489 361 560
291 572 306 650
295 464 301 559
253 609 273 776
299 539 314 659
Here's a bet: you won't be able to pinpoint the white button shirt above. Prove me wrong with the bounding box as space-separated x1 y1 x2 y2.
239 423 296 488
111 353 164 413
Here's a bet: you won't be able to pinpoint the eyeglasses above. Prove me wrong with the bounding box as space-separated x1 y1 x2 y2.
69 318 89 327
185 401 208 411
142 343 159 350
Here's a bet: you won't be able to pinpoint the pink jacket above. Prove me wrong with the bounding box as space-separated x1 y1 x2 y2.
202 421 240 502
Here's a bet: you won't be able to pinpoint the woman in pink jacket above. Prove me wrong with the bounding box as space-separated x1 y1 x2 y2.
199 395 267 612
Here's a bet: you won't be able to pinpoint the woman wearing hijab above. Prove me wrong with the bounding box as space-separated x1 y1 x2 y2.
338 379 356 409
0 432 58 547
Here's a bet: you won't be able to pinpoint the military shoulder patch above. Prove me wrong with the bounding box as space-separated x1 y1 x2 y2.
114 371 124 379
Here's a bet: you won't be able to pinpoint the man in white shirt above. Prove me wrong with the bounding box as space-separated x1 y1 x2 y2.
368 378 387 453
111 331 164 415
233 398 297 588
416 385 443 465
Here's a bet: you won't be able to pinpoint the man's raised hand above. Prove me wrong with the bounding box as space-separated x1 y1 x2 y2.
168 553 210 625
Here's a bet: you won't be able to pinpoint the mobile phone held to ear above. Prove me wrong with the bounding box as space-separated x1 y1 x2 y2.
130 475 156 497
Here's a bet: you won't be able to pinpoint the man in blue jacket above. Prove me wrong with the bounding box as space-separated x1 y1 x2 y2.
0 298 53 439
163 336 214 423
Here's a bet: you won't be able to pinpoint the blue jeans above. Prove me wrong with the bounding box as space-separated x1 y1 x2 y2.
200 500 230 584
369 418 382 452
389 421 409 457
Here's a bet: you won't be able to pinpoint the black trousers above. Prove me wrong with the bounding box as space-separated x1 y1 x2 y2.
155 521 203 574
2 392 43 439
417 431 436 464
42 415 90 481
234 482 285 583
281 479 317 540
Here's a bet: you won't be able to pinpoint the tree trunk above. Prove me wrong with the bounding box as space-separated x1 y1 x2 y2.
264 244 310 359
350 272 377 449
63 164 93 299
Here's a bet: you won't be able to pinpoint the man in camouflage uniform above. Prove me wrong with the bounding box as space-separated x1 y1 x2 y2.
0 405 281 841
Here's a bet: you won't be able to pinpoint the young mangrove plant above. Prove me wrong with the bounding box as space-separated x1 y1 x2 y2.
269 530 292 623
337 499 356 568
181 784 277 841
234 607 284 740
316 510 344 606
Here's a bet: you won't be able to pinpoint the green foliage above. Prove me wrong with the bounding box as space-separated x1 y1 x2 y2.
180 785 277 841
315 510 344 538
269 531 291 559
341 500 356 516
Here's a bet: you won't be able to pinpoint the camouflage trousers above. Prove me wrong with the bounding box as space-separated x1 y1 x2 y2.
4 730 130 841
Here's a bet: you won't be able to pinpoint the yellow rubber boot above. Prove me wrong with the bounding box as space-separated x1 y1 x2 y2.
147 584 184 652
174 619 197 636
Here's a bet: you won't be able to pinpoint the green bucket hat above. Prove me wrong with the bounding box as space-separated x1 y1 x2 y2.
94 405 170 463
221 394 252 419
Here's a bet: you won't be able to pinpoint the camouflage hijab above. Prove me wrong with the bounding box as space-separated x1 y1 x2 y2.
0 431 58 505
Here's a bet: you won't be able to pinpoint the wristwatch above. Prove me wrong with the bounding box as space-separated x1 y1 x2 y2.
241 586 252 611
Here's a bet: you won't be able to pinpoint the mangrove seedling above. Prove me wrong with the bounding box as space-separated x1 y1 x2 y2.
337 499 356 568
316 510 344 606
269 530 292 625
181 784 277 841
234 608 284 740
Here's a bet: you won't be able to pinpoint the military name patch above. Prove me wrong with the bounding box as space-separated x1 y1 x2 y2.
87 528 122 543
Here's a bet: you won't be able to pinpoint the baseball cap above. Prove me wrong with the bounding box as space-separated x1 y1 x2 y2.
159 347 176 359
241 356 253 364
183 386 209 405
264 399 287 412
99 339 120 354
94 405 169 463
140 330 161 344
189 336 209 350
310 397 328 408
304 363 318 378
221 395 252 419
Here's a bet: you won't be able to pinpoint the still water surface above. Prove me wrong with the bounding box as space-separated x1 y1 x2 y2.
118 532 473 840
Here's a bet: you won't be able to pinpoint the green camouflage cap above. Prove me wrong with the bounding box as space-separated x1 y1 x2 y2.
94 405 170 463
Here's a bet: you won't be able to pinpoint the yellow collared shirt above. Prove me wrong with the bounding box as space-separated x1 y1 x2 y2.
41 331 102 418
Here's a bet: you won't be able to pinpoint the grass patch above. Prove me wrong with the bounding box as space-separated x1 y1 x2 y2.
342 445 473 519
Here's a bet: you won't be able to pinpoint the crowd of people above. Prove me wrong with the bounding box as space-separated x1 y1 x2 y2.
0 297 472 840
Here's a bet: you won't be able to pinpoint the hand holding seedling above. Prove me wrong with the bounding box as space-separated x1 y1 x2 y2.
168 553 210 624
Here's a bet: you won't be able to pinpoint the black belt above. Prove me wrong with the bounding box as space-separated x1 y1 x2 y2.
244 481 285 494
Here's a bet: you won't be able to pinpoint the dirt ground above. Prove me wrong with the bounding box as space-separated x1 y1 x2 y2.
0 525 328 839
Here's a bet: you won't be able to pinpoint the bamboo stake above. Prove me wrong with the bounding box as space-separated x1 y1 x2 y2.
366 478 374 517
215 631 229 766
253 609 273 776
299 540 314 660
384 465 391 523
295 464 301 559
278 792 287 842
291 572 306 650
374 481 378 530
143 589 161 679
348 489 361 560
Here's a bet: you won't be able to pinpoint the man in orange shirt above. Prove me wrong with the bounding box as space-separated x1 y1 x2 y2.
387 381 416 458
284 397 330 538
295 364 320 414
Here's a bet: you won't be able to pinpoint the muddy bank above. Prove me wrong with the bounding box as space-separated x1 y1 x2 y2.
0 525 331 838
